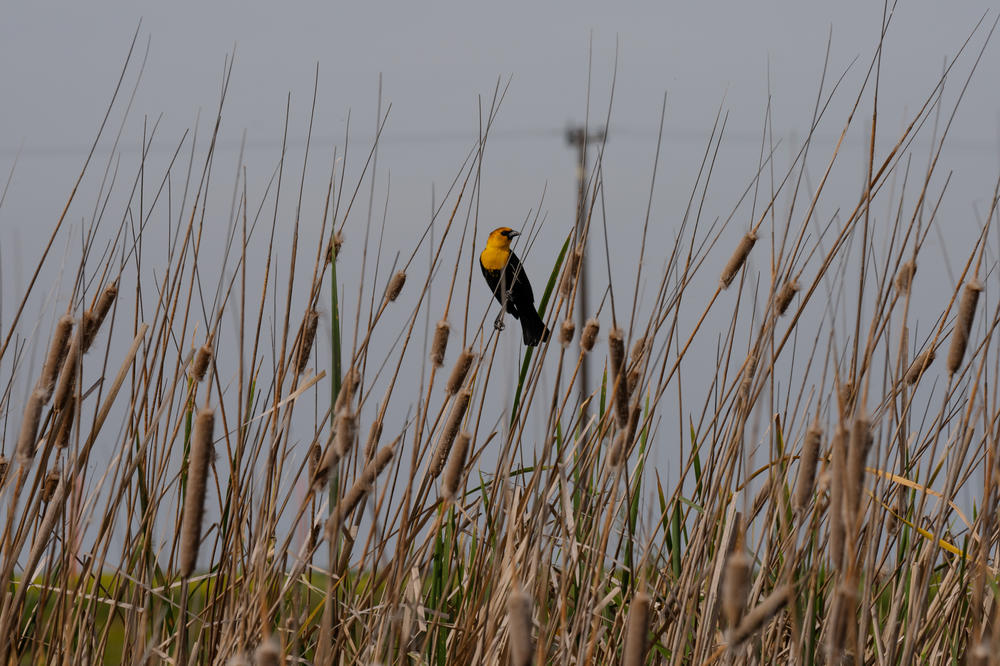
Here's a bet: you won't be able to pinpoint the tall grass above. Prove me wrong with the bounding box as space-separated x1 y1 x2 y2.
2 19 1000 665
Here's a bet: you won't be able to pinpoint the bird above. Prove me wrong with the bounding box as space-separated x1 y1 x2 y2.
479 227 550 346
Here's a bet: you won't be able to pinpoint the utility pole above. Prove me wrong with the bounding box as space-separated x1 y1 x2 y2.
565 125 605 409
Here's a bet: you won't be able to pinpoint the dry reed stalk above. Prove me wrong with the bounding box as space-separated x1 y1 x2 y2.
81 281 118 352
190 341 214 382
561 249 582 297
295 310 319 375
507 588 534 666
431 319 451 367
580 318 600 353
729 584 792 647
365 416 383 460
445 349 475 394
334 410 357 458
385 270 407 301
334 366 360 413
721 536 751 631
846 416 872 527
430 389 472 478
904 349 935 385
774 279 800 316
327 445 395 536
830 424 847 568
794 423 822 513
38 315 74 401
895 260 917 293
720 231 757 288
252 635 282 666
179 407 215 578
52 334 81 411
622 592 651 666
559 319 575 347
441 431 471 500
16 389 46 460
41 469 61 503
947 279 983 375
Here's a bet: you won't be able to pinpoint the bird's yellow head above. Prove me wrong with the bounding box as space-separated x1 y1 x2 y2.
486 227 520 250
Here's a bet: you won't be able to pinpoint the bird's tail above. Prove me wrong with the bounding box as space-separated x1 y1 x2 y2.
521 307 550 346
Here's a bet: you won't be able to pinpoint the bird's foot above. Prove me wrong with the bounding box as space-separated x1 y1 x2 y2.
493 314 505 331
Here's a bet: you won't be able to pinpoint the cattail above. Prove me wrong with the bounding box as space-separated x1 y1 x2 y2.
190 341 214 382
838 380 854 410
608 327 626 377
179 407 215 578
0 455 9 487
895 260 917 294
431 319 451 367
904 348 935 385
53 334 81 410
327 230 344 263
307 441 322 481
334 366 360 413
721 537 751 631
794 423 822 513
365 416 383 460
295 310 319 375
54 397 75 448
609 328 630 427
446 349 475 394
507 588 534 666
82 281 118 352
327 445 394 535
738 351 758 406
580 318 599 353
385 271 407 302
252 635 282 666
829 424 847 568
441 431 471 500
430 389 472 478
561 248 582 297
334 410 357 458
17 389 47 460
845 416 872 527
627 367 641 398
38 315 74 401
826 583 857 664
730 584 792 647
609 431 628 468
312 438 337 488
720 231 757 288
559 319 575 347
947 279 983 375
41 469 61 502
774 279 800 316
630 336 647 364
227 653 251 666
622 592 651 666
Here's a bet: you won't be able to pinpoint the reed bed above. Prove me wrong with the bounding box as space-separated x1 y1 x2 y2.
1 20 1000 666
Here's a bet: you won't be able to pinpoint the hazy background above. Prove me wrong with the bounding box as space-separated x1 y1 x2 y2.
1 1 999 555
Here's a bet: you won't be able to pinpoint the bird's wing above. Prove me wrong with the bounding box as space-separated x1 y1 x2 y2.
506 250 535 303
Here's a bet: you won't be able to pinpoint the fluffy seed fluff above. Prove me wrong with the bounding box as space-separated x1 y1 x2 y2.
334 410 357 458
580 318 600 353
252 635 281 666
190 341 214 382
895 260 917 294
385 270 407 302
774 279 800 316
334 366 360 414
179 407 215 578
720 231 757 288
559 319 575 347
431 319 450 367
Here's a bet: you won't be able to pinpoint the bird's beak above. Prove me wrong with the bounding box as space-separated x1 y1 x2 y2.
507 230 520 239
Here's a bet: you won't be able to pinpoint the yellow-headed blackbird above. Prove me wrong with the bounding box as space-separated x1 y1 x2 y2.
480 227 550 346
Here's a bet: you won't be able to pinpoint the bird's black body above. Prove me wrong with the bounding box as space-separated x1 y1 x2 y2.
479 228 550 346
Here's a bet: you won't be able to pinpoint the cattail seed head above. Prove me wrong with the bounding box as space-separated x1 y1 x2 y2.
55 397 75 448
190 341 214 382
41 469 61 503
609 431 628 468
252 635 282 666
442 431 471 500
559 319 575 347
895 260 917 294
774 279 800 316
365 416 383 460
327 445 395 536
431 389 472 479
721 538 751 631
580 318 600 353
826 583 857 664
730 584 792 647
0 455 9 487
610 328 629 427
829 424 847 568
626 367 641 399
385 271 407 302
947 279 983 375
327 231 344 263
446 349 475 394
334 410 357 458
227 653 251 666
622 592 651 666
431 319 451 367
720 232 758 288
561 249 582 297
630 336 647 364
295 310 319 375
794 423 822 514
53 334 81 411
904 348 935 385
38 315 74 401
180 407 215 578
608 327 625 378
507 588 534 666
846 416 872 526
17 389 46 461
82 281 118 352
334 366 360 414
